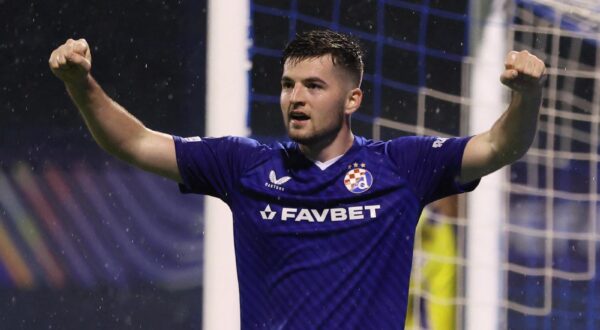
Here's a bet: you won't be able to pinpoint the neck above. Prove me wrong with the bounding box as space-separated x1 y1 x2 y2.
299 129 354 163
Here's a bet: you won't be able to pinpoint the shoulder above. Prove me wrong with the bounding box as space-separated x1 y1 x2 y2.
174 135 274 153
354 135 433 154
203 136 299 162
175 135 261 147
384 135 466 152
173 135 283 172
357 135 461 169
387 135 438 148
354 135 434 146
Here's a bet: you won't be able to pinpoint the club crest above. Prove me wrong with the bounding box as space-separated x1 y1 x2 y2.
343 163 373 193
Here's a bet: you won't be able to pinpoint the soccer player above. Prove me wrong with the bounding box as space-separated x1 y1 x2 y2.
49 30 545 328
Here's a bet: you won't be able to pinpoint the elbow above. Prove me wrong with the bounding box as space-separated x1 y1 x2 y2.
96 141 132 163
94 130 147 164
491 142 531 167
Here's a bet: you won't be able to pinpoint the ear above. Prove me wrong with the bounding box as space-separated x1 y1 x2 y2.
344 88 363 115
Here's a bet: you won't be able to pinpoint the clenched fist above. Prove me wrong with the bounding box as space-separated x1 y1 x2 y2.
500 50 546 93
49 38 92 85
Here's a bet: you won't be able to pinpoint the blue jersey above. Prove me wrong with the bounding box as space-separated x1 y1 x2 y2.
174 135 478 329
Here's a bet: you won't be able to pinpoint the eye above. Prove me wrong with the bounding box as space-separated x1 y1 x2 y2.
281 80 294 89
307 83 322 89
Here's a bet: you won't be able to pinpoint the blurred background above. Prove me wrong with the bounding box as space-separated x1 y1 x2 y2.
1 1 207 328
1 0 600 329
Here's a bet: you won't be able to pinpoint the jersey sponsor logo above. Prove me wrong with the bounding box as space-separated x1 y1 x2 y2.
181 136 202 142
259 205 277 220
343 163 373 194
265 170 291 191
432 137 449 148
259 204 381 222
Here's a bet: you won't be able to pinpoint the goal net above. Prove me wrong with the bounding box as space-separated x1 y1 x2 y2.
502 0 600 328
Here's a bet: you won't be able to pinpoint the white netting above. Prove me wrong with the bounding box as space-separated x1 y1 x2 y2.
501 0 600 327
395 0 600 328
375 74 473 330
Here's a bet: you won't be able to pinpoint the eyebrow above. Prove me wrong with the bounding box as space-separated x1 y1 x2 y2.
280 76 328 85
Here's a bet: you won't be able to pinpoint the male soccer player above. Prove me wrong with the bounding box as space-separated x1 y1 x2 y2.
49 30 545 328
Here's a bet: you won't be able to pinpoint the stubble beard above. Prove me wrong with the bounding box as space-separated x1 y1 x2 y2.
286 115 344 149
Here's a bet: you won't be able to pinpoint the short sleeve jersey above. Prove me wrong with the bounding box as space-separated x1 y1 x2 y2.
174 135 478 329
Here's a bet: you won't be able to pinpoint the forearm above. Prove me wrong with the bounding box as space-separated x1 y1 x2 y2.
487 89 542 164
49 39 180 181
65 75 149 161
460 50 545 183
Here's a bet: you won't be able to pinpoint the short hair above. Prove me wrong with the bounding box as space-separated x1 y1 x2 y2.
282 30 364 86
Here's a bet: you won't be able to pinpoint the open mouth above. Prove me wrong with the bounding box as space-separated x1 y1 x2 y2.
289 111 310 122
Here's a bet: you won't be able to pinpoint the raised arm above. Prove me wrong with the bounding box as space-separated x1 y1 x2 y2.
49 38 182 182
460 50 546 184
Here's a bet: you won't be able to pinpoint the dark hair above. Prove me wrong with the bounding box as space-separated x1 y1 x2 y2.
282 30 364 86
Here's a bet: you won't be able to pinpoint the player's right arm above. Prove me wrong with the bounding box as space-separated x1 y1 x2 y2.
49 38 182 183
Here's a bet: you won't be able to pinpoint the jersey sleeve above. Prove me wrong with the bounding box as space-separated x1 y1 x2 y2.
387 136 480 205
173 135 262 201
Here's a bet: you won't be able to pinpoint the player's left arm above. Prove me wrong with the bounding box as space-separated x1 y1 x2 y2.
459 50 546 184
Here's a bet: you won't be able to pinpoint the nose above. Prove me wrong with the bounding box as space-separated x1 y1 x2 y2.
289 84 305 108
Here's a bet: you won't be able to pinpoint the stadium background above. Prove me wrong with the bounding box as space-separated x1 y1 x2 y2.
1 0 599 329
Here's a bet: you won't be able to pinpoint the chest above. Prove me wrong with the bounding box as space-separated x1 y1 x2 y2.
232 156 419 234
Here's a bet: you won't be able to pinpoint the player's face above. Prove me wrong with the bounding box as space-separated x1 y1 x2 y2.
280 55 354 146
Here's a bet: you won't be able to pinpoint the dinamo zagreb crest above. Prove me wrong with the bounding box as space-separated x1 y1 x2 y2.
343 164 374 193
